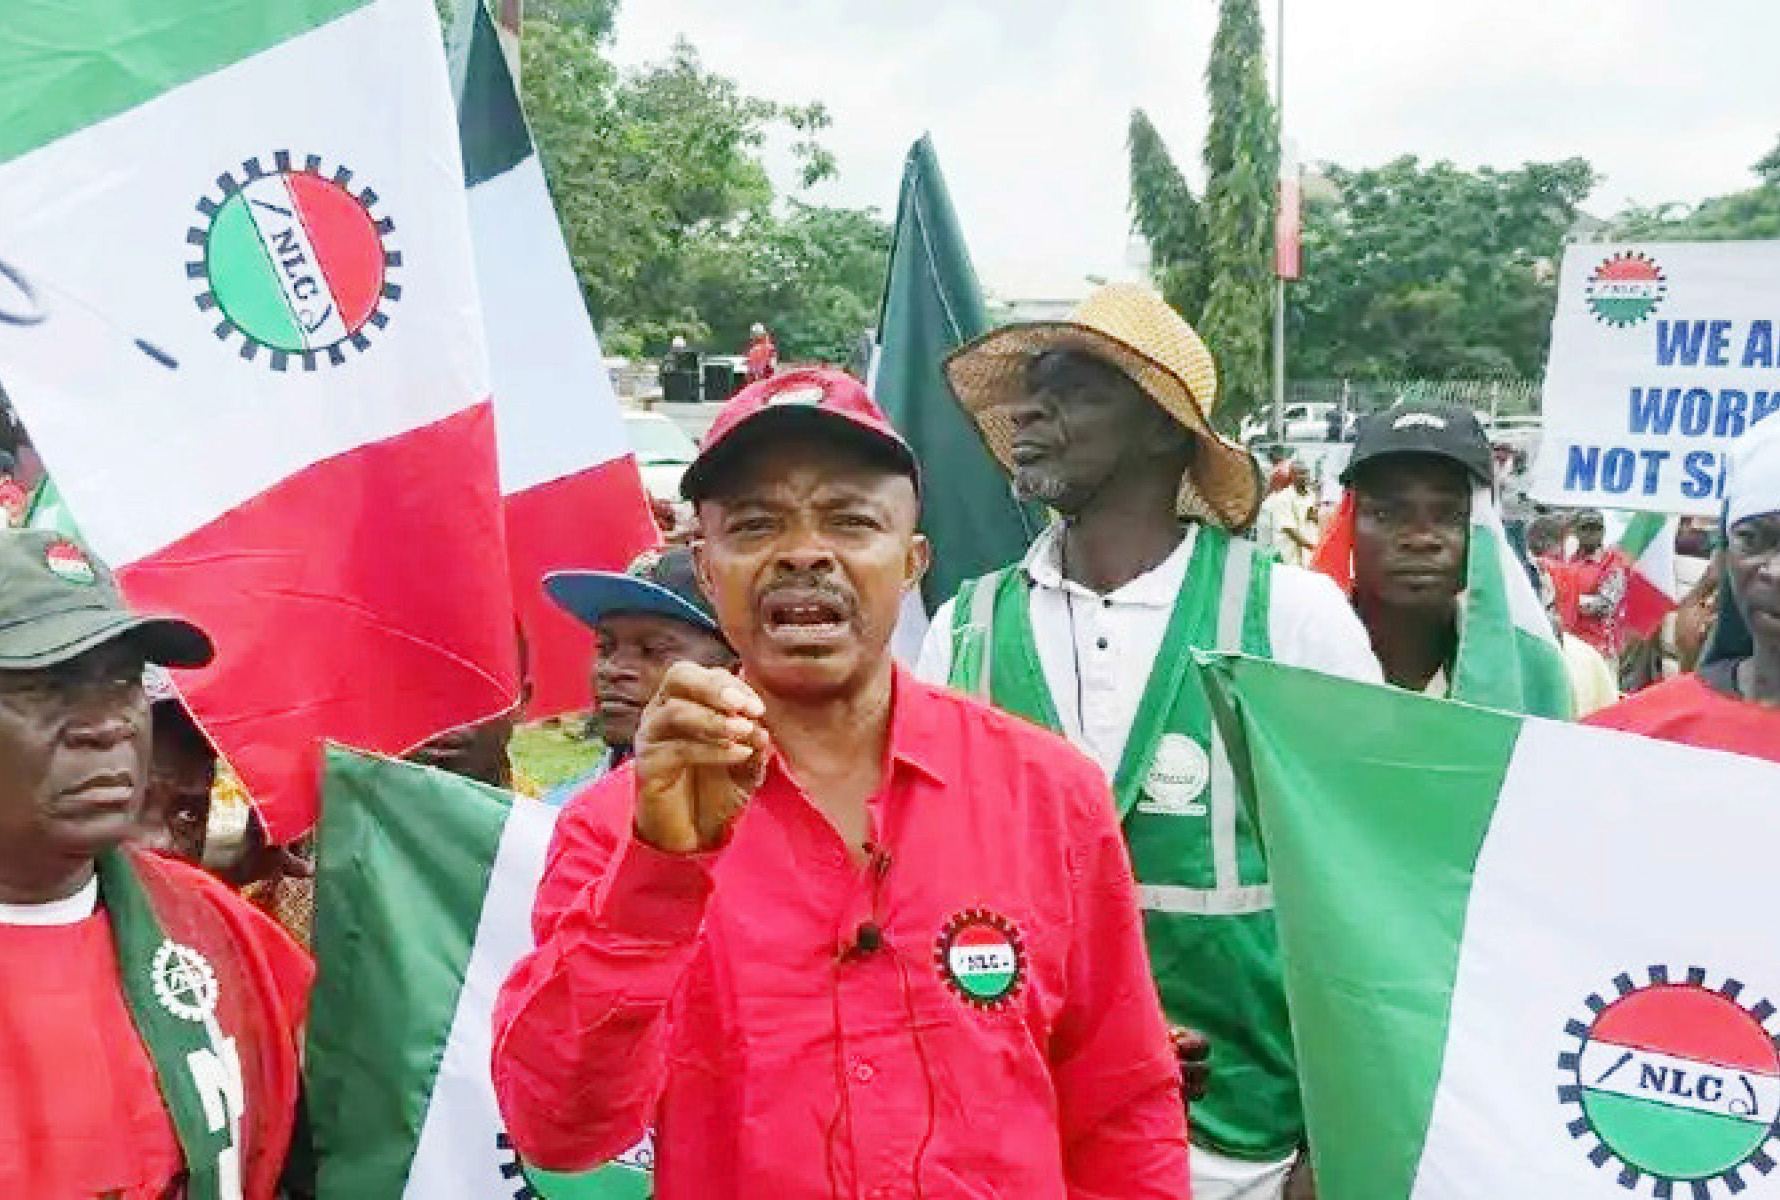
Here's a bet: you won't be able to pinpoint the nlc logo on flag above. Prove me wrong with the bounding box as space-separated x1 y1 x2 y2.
1561 968 1780 1195
190 153 401 371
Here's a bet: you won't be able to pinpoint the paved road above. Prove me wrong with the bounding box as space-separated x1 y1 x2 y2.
649 401 727 443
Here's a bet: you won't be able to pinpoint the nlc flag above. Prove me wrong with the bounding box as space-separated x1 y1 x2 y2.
450 0 659 718
0 0 518 838
309 749 649 1198
1201 655 1780 1199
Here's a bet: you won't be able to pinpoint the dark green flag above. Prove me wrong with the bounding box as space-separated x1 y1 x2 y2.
874 135 1041 613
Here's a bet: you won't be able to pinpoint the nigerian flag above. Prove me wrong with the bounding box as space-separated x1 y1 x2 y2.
308 748 649 1198
873 135 1041 641
1201 656 1780 1198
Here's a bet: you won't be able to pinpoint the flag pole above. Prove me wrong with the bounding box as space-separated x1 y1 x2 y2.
1270 0 1287 440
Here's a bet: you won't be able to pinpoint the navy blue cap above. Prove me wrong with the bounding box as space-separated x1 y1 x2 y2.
544 546 721 637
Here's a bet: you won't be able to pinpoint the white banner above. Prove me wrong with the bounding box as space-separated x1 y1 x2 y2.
1530 240 1780 516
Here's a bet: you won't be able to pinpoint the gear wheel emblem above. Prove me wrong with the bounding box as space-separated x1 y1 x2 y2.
1559 966 1780 1196
934 907 1027 1011
1585 251 1668 328
188 152 401 371
150 939 219 1023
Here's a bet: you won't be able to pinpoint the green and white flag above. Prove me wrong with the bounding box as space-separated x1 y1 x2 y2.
872 135 1041 658
308 748 649 1198
1202 655 1780 1199
25 475 79 539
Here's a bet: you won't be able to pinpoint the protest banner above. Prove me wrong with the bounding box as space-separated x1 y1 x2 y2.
1530 241 1780 516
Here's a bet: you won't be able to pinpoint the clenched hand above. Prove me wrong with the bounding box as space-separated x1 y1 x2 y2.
633 662 772 854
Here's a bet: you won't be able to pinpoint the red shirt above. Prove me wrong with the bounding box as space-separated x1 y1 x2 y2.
493 670 1190 1199
0 861 312 1199
1587 672 1780 765
745 335 777 382
1566 548 1630 656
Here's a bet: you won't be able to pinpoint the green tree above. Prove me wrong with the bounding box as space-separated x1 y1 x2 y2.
684 201 891 364
1756 135 1780 187
1287 156 1596 381
519 16 882 360
1610 136 1780 241
1127 109 1208 319
527 0 618 38
1199 0 1278 426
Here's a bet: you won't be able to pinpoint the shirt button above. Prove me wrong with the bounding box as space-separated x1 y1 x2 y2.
851 1059 876 1084
1096 636 1109 650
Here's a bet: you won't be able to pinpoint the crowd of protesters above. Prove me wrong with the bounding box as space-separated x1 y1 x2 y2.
1 281 1776 1199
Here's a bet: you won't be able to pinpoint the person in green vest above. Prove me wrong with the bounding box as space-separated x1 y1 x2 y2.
916 283 1380 1199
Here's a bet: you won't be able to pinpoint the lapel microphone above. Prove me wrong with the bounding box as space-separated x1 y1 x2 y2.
839 843 892 960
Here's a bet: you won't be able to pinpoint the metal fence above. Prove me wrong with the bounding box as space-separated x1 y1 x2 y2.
1285 379 1542 421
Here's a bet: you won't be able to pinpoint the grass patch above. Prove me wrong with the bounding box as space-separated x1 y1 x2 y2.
512 720 606 791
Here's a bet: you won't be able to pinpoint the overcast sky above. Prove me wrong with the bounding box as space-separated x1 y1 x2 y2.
609 0 1779 298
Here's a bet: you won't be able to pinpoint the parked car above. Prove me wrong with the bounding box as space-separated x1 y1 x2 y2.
1240 402 1356 444
623 411 699 502
1481 413 1543 453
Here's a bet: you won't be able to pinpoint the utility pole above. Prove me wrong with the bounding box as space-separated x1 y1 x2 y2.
1270 0 1287 440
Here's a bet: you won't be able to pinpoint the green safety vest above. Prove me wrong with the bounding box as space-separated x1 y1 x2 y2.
947 526 1301 1162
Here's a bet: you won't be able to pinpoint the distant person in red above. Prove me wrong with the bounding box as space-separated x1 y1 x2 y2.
744 321 777 383
1565 508 1629 659
0 531 311 1198
1527 512 1584 631
1589 422 1780 764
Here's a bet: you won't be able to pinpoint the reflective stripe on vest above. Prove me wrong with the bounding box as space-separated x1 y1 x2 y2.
1136 536 1275 919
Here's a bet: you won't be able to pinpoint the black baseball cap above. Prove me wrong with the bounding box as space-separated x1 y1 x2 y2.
0 529 213 670
545 546 723 639
1342 401 1493 488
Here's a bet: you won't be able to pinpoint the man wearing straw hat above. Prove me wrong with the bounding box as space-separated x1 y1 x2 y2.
919 284 1380 1199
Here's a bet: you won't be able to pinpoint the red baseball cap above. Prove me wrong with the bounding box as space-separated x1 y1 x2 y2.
680 366 920 502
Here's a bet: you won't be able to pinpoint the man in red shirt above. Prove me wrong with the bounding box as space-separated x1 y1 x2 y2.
1565 508 1629 660
1589 421 1780 762
0 530 311 1199
745 321 778 383
493 367 1191 1197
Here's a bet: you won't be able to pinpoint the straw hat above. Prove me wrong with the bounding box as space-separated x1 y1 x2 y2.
943 283 1262 530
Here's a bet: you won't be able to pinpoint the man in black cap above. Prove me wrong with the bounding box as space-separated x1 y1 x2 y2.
543 546 736 793
0 530 311 1198
1310 401 1573 716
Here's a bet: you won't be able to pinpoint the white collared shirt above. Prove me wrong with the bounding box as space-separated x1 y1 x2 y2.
917 523 1382 777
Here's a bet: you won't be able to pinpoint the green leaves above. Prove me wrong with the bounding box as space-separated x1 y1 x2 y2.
1611 135 1780 242
1128 110 1207 320
1287 156 1597 382
1199 0 1278 427
1125 0 1276 429
519 16 887 363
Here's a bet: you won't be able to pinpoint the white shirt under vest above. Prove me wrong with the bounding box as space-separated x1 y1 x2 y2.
917 523 1383 778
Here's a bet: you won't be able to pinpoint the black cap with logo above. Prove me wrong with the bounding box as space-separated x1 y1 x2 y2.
0 530 213 670
1341 400 1494 488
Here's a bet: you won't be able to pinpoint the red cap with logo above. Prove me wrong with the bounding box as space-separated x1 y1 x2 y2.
680 366 919 502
